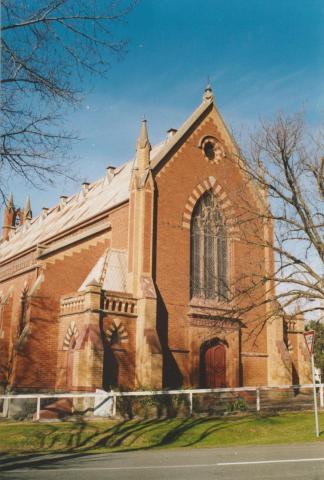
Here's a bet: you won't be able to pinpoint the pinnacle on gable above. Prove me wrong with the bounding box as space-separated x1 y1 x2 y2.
24 195 30 210
137 117 151 151
203 83 213 102
24 195 32 220
135 117 151 171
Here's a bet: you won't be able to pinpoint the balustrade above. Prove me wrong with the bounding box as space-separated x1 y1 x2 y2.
104 294 137 315
60 295 85 314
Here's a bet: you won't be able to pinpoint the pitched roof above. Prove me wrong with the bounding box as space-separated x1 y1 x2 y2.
0 160 133 261
79 248 128 293
0 97 213 262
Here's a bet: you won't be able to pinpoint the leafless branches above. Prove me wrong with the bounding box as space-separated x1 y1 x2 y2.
232 112 324 322
1 0 136 198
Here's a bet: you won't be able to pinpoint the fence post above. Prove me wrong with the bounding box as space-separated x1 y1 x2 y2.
112 393 117 417
320 384 324 409
35 396 41 421
3 398 9 418
256 389 261 412
189 392 193 416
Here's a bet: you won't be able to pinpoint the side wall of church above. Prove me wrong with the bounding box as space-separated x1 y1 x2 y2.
0 201 130 392
109 204 130 250
0 270 37 390
14 232 110 390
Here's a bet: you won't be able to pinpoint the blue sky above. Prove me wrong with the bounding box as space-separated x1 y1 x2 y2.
5 0 324 218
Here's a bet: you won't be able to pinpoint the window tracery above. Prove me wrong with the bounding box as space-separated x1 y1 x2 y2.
190 190 229 300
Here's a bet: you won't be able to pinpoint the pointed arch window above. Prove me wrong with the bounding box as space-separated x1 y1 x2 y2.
190 190 229 300
19 288 28 335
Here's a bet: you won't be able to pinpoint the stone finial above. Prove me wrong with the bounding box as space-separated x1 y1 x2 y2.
24 195 32 221
203 83 213 102
135 117 151 170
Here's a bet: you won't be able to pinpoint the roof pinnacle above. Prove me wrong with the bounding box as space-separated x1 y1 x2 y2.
24 195 32 220
135 117 151 171
203 83 213 102
137 117 151 151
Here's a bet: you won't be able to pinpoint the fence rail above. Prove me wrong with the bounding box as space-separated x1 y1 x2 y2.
0 383 323 421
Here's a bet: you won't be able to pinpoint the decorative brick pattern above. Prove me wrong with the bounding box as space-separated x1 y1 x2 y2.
182 175 238 234
63 321 80 350
199 135 226 164
0 252 36 282
105 319 129 344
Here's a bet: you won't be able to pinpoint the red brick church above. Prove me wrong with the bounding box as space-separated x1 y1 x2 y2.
0 86 310 393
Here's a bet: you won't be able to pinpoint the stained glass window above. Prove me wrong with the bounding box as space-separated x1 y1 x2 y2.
190 190 228 300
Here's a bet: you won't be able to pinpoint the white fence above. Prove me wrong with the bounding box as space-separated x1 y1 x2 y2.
0 383 323 421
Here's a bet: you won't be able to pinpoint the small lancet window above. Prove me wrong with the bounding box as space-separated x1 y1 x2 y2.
19 289 28 335
190 190 229 300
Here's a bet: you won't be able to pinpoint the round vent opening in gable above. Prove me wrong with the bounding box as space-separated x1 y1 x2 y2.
200 136 225 164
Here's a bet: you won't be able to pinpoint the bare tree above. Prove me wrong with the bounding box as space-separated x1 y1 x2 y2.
1 0 136 200
232 112 324 324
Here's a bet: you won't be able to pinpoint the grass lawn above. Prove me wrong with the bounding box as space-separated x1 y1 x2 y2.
0 411 323 455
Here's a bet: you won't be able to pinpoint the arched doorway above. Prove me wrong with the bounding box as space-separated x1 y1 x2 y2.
103 325 121 390
102 344 119 390
200 340 226 388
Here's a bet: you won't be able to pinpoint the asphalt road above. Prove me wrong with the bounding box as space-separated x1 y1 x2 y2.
1 443 324 480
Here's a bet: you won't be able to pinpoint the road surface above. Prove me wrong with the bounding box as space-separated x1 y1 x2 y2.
1 442 324 479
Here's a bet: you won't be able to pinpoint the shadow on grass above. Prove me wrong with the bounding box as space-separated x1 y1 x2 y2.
0 413 323 472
